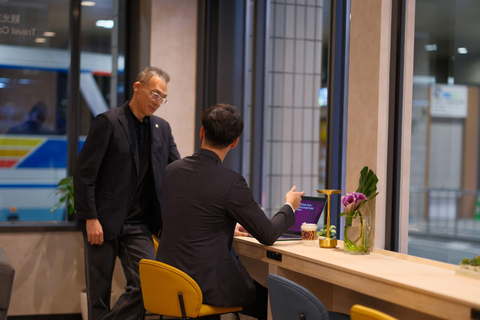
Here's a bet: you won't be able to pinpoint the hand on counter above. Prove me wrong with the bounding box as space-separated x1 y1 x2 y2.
235 223 249 237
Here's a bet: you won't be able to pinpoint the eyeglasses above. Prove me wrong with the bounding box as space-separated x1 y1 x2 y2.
140 81 168 105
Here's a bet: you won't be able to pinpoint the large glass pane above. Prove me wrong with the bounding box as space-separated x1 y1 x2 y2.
0 1 69 222
0 0 118 223
262 0 329 218
408 0 480 264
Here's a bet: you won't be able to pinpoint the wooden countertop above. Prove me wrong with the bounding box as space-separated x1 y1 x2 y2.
233 237 480 320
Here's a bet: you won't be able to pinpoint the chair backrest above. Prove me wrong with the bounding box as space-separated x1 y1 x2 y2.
139 259 203 318
0 247 15 320
267 274 329 320
152 235 159 255
350 304 398 320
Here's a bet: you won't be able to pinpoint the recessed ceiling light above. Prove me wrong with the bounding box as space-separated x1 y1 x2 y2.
35 38 47 43
457 47 468 54
81 1 96 6
96 20 114 29
43 31 56 37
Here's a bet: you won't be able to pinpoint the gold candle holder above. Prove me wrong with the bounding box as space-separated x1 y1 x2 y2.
316 189 342 248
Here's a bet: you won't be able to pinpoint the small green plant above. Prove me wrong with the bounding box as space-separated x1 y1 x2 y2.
50 176 74 215
458 257 480 270
459 258 470 266
470 257 479 267
318 224 336 239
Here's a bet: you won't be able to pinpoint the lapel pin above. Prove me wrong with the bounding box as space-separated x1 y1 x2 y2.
155 124 158 128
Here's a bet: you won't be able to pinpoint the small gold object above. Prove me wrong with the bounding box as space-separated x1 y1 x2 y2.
316 189 342 248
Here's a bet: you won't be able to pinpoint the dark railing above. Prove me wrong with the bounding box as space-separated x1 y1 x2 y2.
409 187 480 243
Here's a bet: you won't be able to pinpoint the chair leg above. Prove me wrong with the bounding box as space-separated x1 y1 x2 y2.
141 307 145 320
233 312 240 320
178 292 187 320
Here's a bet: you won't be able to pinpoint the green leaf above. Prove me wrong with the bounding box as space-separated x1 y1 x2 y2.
356 166 379 200
50 176 75 215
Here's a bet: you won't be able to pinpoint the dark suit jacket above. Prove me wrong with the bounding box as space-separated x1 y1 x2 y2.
156 148 295 307
73 101 180 239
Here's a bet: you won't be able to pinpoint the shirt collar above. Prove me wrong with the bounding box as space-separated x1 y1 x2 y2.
196 148 222 163
128 107 149 126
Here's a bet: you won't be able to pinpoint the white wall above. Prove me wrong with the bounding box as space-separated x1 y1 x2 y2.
150 0 198 158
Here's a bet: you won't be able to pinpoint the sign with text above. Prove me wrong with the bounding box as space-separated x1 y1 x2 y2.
0 3 48 45
430 85 468 118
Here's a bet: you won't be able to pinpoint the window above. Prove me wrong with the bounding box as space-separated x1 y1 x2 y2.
0 0 121 223
262 0 329 217
408 0 480 263
197 0 341 224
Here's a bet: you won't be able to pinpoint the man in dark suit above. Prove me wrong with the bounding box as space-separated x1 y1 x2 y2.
74 66 180 320
156 104 304 319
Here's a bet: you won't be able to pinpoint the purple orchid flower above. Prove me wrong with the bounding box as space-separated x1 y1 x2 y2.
341 192 367 215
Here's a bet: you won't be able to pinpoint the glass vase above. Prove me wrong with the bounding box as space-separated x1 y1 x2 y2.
343 215 371 255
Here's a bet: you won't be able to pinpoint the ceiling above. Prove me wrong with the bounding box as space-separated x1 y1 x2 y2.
415 0 480 56
414 0 480 85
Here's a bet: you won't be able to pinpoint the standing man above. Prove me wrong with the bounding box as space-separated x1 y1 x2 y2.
74 66 180 320
156 104 304 319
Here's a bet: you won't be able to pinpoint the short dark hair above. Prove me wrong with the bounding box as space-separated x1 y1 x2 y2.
29 102 48 122
135 66 170 84
201 104 244 148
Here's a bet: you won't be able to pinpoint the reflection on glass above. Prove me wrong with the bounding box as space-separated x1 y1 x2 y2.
0 0 118 223
262 0 329 217
409 0 480 264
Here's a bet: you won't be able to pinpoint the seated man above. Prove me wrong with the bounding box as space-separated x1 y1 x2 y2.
156 103 305 319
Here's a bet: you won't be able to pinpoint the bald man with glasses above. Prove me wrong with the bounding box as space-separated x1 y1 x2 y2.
74 66 180 320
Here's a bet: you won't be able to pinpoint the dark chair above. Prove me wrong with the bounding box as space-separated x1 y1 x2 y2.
0 247 15 320
267 274 350 320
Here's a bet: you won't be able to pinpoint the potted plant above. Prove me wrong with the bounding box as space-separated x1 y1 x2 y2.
469 257 479 271
318 224 336 239
340 166 378 255
459 258 470 269
50 176 74 215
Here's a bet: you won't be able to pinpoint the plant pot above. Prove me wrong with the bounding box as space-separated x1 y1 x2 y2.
468 265 478 272
343 215 371 255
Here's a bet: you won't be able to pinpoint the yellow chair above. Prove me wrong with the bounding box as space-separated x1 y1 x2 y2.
152 234 159 255
350 304 398 320
139 259 242 320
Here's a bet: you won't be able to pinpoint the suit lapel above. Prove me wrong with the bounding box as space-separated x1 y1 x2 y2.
119 103 140 176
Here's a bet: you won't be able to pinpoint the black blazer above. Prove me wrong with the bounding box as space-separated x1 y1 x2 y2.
156 149 295 307
73 101 180 239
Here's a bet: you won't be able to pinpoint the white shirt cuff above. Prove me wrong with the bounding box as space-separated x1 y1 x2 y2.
285 202 295 213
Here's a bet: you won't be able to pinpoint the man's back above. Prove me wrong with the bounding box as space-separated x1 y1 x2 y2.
157 149 257 307
157 148 296 307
